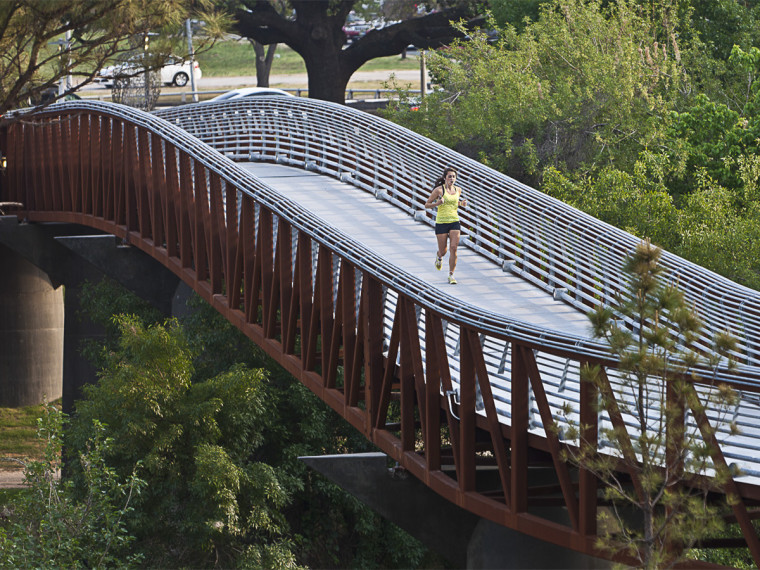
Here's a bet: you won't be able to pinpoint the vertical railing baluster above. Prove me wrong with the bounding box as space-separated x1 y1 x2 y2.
511 343 529 514
363 273 384 436
459 325 476 493
578 360 597 538
341 261 357 403
163 143 180 258
257 207 274 333
193 162 210 284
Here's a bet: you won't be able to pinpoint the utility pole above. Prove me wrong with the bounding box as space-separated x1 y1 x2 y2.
144 32 151 106
50 30 73 97
420 50 427 101
186 19 198 102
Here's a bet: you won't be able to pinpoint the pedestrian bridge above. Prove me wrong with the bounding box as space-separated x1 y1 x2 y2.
3 98 760 566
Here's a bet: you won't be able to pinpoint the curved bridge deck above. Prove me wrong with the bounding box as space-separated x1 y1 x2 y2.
3 98 760 566
246 162 590 338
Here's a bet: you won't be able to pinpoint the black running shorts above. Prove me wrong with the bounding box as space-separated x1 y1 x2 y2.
435 221 461 234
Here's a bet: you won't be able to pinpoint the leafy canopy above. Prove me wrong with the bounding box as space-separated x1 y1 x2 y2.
0 0 228 117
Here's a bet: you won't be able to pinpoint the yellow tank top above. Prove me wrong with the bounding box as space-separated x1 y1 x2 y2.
436 187 461 223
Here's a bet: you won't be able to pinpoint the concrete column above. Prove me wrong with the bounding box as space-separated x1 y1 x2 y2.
0 244 64 407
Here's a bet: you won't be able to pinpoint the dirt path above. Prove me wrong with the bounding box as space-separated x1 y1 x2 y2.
0 469 26 489
0 467 62 489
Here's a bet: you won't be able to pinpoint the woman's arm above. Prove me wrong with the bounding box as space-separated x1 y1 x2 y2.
424 186 444 209
457 187 468 208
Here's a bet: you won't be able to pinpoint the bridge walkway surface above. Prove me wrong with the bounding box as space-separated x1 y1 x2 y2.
242 162 591 339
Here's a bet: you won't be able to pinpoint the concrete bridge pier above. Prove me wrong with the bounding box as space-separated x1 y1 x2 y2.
301 453 610 569
0 244 64 407
0 219 186 413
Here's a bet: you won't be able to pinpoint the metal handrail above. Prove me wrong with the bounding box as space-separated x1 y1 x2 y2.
154 96 760 375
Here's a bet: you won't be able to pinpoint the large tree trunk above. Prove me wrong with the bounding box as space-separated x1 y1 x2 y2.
292 1 351 103
303 47 350 104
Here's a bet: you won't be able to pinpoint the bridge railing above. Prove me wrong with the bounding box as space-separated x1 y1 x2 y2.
155 97 760 370
4 100 760 564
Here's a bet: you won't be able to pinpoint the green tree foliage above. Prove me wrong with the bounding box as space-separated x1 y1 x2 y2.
541 162 678 247
677 0 760 63
68 315 299 568
559 240 739 569
178 295 443 569
385 0 760 288
72 281 442 568
0 404 145 569
0 0 227 117
542 162 760 293
386 0 685 183
489 0 548 31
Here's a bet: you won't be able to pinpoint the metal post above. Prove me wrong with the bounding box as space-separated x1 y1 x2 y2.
65 30 72 92
144 33 150 107
186 19 198 102
420 50 427 100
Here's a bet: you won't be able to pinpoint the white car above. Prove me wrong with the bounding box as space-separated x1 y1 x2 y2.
208 87 295 101
99 54 201 87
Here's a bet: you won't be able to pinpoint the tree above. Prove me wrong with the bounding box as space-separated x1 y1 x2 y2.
232 0 482 103
559 240 739 569
677 0 760 63
72 282 442 568
250 39 277 87
0 0 226 119
177 293 444 569
67 315 299 568
489 0 548 31
384 0 687 184
0 403 145 569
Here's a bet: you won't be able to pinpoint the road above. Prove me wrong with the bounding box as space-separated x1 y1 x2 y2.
81 68 428 93
0 469 26 488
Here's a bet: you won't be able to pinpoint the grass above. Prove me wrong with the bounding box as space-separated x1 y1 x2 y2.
0 402 55 470
196 39 420 77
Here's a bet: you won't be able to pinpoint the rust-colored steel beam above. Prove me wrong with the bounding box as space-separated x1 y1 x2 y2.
511 343 529 514
522 346 579 531
578 361 597 537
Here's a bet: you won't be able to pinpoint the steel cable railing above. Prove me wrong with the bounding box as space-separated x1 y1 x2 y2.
155 97 760 378
158 98 760 483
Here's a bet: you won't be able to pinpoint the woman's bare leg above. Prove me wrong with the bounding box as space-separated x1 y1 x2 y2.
436 233 448 260
448 230 460 274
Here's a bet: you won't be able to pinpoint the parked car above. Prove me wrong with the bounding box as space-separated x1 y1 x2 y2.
207 87 295 102
98 54 201 87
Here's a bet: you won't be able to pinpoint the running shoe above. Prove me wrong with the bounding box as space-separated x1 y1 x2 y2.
435 256 443 270
448 274 457 285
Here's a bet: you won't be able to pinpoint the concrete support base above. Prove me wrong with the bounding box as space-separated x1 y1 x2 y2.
0 244 64 407
301 453 611 569
0 219 183 413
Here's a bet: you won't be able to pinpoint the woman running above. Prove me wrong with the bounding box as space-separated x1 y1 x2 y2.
424 166 468 284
